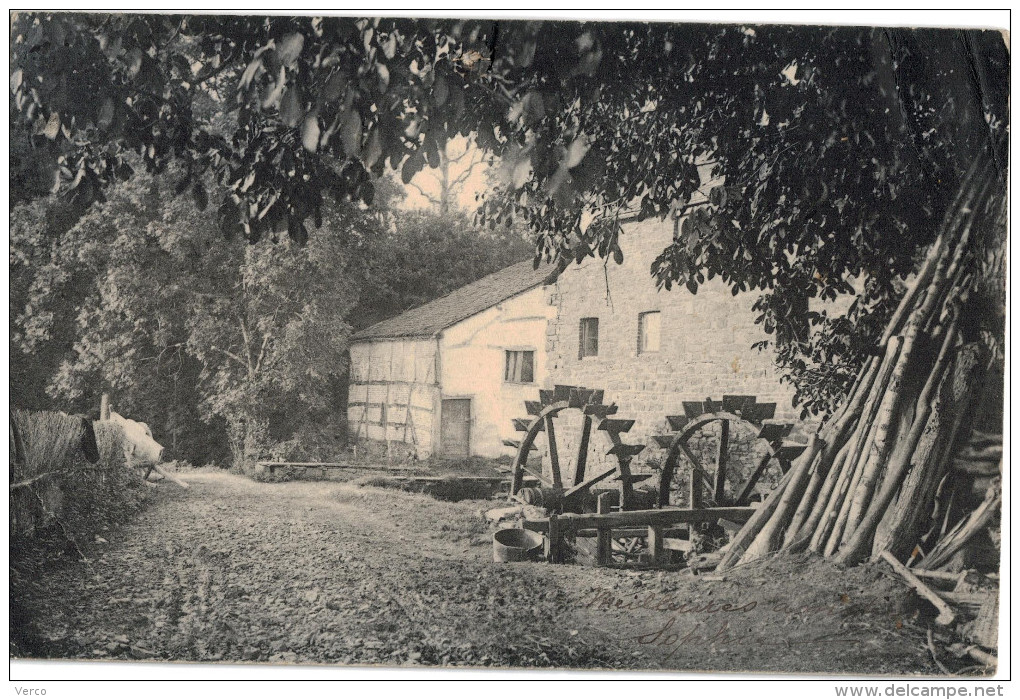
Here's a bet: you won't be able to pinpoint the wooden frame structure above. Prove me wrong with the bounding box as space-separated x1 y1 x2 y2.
523 506 756 566
503 391 809 569
505 384 650 511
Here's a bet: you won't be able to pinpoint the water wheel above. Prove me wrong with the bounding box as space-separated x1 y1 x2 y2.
505 385 651 513
653 395 807 508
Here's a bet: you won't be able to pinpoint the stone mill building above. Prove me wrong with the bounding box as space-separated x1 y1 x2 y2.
347 218 797 462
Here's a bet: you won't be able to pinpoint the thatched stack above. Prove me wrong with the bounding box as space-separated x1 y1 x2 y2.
10 409 138 543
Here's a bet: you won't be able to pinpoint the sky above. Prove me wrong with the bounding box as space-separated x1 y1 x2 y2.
399 135 491 212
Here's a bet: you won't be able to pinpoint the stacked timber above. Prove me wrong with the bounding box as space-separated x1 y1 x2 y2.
717 158 1005 571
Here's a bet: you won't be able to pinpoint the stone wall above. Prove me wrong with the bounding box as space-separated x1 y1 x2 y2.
538 218 798 488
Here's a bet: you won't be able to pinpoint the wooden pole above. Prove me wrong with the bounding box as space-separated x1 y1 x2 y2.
878 550 955 626
100 393 111 421
596 524 612 566
714 419 730 504
547 513 561 564
648 525 665 566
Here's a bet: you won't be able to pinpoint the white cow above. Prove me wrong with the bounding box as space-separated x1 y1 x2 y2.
109 411 164 466
109 412 186 488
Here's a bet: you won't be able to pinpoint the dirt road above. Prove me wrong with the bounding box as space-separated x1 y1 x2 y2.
15 472 936 674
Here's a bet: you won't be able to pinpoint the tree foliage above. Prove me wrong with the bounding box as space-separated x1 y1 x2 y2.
350 207 531 330
10 157 529 463
13 164 368 463
10 14 1009 415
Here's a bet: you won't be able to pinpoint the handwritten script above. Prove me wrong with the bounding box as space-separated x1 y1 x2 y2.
583 587 903 660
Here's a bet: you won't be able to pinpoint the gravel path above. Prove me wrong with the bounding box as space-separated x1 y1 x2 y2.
14 471 935 674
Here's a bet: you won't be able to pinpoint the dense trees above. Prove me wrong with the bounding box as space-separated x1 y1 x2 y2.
10 161 528 464
10 15 1008 416
9 12 1007 566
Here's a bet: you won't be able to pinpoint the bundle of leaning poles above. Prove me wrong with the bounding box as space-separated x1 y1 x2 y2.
717 156 1004 571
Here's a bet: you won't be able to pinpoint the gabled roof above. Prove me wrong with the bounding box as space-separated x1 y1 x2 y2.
352 259 557 342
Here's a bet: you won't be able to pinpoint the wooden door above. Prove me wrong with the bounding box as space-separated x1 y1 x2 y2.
440 399 471 457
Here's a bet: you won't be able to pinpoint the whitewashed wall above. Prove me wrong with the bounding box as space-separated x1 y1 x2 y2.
347 338 441 456
347 284 553 459
439 285 554 458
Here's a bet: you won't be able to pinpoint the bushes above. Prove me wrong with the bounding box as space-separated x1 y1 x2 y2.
10 409 147 548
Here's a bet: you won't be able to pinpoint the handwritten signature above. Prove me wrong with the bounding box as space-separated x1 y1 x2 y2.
627 616 863 661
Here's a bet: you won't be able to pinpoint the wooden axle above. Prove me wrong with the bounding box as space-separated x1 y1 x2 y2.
522 506 756 533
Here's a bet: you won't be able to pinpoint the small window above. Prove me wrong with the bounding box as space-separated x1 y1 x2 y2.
504 350 535 384
638 311 661 354
579 317 599 358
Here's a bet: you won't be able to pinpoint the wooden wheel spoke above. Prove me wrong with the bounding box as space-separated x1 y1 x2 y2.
573 414 592 485
544 414 562 488
678 441 713 508
734 452 776 506
563 466 618 500
714 418 730 504
519 463 553 487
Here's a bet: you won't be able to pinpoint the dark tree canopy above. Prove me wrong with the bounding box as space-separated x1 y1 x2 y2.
10 14 1009 414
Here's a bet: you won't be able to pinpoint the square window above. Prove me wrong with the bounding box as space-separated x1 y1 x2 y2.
504 350 535 383
638 311 661 354
579 318 599 358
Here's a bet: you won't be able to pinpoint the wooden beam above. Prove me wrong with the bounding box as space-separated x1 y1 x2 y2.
596 526 613 566
546 514 560 563
519 463 553 488
648 525 665 566
574 414 592 485
607 443 645 458
722 395 756 413
583 404 618 418
879 551 955 626
544 414 562 489
568 388 596 408
714 419 730 504
652 434 676 448
758 422 793 444
523 506 756 533
733 452 775 506
682 401 705 420
256 461 417 472
666 415 689 431
513 417 540 432
598 418 635 434
577 526 687 538
553 385 578 403
563 466 618 500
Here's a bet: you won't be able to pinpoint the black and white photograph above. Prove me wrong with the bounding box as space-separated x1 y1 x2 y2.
7 9 1010 686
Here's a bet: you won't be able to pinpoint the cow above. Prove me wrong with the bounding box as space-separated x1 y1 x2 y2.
109 411 164 467
108 411 187 488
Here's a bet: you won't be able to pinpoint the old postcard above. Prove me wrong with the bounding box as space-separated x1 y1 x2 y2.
8 10 1007 683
